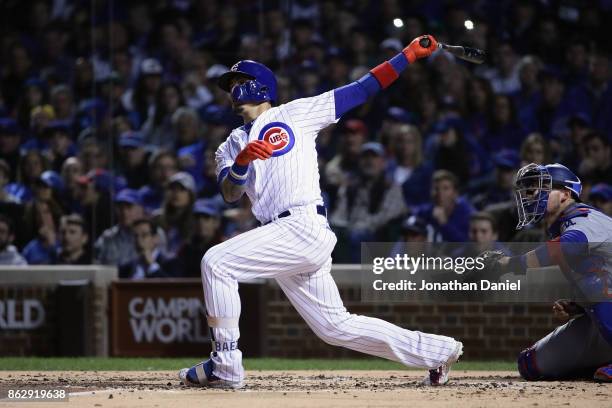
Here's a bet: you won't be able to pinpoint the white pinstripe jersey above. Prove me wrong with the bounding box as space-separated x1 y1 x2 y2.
215 91 338 223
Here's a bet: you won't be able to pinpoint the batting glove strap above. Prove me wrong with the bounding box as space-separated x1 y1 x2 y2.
227 163 249 185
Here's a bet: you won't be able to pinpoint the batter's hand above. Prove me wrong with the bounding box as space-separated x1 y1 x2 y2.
235 140 274 166
403 35 438 64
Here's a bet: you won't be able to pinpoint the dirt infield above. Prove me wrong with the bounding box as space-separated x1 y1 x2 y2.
0 370 610 407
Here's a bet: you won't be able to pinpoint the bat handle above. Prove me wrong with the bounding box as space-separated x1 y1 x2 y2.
419 37 431 48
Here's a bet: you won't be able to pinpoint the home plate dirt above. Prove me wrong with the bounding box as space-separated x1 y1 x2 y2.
1 370 610 407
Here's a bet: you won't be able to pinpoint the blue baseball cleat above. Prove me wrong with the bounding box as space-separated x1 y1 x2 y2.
178 359 244 389
593 364 612 382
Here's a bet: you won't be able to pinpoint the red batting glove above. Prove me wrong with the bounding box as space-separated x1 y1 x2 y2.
235 140 274 166
403 35 438 64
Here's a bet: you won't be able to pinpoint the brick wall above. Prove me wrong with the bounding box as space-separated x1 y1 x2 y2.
0 284 108 356
263 284 556 360
0 286 58 356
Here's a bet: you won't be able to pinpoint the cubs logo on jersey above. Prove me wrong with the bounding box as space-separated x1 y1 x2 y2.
258 122 295 157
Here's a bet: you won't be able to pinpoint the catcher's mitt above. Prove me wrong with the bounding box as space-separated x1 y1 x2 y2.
462 250 506 283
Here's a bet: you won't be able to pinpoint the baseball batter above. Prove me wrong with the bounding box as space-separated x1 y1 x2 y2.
179 35 463 388
482 163 612 381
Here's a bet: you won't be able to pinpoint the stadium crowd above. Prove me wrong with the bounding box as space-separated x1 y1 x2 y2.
0 0 611 270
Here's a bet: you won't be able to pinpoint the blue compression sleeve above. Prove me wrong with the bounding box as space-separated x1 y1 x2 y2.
333 51 410 118
535 230 589 266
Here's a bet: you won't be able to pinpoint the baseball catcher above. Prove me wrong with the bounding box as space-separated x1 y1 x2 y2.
478 163 612 381
178 35 463 388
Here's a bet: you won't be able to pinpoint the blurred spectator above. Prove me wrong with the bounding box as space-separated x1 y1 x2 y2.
467 212 505 253
567 50 612 136
0 159 20 204
466 77 494 141
176 198 223 277
324 119 367 195
174 107 206 185
520 133 551 166
119 218 176 279
49 85 75 123
529 67 582 139
330 142 406 261
45 120 76 171
563 38 589 85
399 215 429 243
154 171 196 257
199 146 221 198
173 107 201 149
95 188 144 265
6 149 48 203
16 78 47 130
117 131 150 189
386 124 433 207
75 169 113 242
0 159 24 242
139 149 179 212
59 156 83 211
480 41 520 95
389 215 429 257
533 17 563 65
1 43 34 110
561 113 591 169
589 184 612 216
51 214 90 264
472 150 520 210
22 201 60 264
78 137 108 173
143 83 185 148
512 55 543 119
0 118 22 179
483 94 525 152
417 170 474 242
389 124 423 185
25 104 56 150
0 215 27 266
453 211 507 258
123 58 163 128
579 131 611 184
22 172 63 253
427 119 471 186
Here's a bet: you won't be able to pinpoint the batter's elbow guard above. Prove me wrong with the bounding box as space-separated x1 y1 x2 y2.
517 347 541 381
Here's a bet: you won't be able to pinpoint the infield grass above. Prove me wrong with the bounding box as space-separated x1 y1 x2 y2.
0 358 515 371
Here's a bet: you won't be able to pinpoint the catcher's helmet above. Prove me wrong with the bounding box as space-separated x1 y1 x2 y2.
217 60 277 104
514 163 582 230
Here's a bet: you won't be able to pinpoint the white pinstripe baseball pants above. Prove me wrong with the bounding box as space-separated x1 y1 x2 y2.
201 206 459 382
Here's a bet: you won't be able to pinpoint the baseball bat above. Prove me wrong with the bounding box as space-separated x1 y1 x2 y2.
419 37 486 64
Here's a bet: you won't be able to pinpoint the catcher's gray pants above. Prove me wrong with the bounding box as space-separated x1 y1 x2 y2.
519 313 612 379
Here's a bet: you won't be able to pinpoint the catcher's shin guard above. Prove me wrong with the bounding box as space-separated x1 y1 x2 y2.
517 347 541 381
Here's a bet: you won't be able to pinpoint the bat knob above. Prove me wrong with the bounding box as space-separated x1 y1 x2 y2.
419 37 431 48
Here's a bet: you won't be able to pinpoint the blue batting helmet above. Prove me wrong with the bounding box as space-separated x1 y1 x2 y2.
217 60 277 104
514 163 582 229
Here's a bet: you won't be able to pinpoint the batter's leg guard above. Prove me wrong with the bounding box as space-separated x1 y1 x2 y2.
517 346 542 381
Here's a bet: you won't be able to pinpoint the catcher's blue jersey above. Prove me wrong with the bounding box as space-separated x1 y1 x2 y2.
550 204 612 344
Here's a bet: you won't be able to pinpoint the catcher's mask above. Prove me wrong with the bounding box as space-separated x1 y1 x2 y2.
514 163 582 230
514 163 552 230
